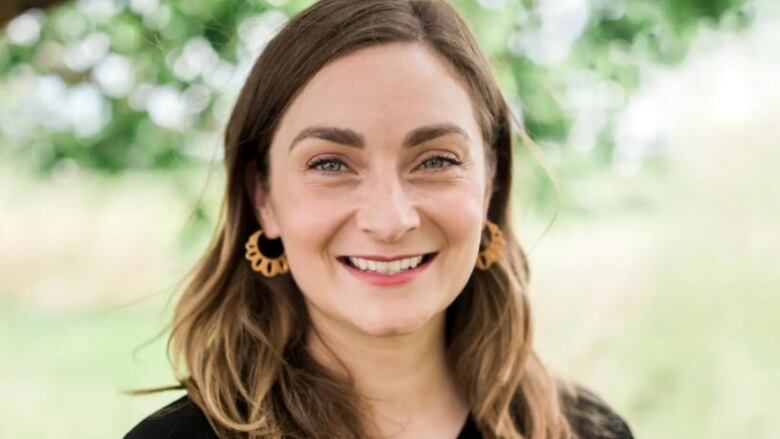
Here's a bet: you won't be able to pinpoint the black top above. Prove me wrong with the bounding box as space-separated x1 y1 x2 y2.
123 394 481 438
124 386 633 438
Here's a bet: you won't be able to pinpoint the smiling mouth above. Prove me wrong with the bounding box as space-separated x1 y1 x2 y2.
337 252 437 275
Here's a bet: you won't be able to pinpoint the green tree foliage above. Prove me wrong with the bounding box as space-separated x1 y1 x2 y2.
0 0 751 176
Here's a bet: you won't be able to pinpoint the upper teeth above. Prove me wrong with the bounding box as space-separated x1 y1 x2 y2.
347 255 425 275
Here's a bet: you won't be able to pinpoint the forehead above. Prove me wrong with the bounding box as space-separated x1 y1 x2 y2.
273 42 482 146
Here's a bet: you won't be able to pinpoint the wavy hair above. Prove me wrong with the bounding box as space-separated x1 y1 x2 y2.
140 1 575 438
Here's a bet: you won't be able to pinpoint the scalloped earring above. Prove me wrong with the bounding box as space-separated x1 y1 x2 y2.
244 229 289 277
475 220 504 270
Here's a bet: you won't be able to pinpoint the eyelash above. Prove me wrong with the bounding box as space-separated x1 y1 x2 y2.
307 154 463 174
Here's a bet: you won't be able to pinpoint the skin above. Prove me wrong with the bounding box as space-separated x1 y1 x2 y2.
250 42 492 438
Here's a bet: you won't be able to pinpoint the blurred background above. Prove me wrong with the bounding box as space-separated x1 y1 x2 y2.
1 0 777 437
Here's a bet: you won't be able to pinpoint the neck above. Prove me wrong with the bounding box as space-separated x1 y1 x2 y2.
306 310 469 438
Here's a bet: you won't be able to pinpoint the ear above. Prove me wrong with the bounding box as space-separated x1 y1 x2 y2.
245 160 282 239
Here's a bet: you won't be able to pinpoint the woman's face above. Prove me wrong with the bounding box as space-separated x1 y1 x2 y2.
254 42 492 338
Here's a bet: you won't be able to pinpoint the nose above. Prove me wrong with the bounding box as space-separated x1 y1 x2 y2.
356 175 420 243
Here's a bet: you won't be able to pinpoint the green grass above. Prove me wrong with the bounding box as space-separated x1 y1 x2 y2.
0 296 184 438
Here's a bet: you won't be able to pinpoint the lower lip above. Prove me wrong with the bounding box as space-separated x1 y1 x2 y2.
339 255 436 286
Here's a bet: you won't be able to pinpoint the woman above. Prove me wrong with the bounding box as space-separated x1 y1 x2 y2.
125 1 633 438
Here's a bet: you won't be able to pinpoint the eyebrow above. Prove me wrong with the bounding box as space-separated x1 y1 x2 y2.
288 123 471 153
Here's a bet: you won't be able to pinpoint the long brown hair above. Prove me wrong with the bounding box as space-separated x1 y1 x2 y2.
145 1 575 438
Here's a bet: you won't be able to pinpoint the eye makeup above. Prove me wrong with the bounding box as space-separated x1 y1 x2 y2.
414 152 463 170
305 152 464 175
307 155 350 173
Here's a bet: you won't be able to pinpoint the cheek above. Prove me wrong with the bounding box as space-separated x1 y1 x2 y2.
417 182 486 262
420 175 486 219
272 182 350 260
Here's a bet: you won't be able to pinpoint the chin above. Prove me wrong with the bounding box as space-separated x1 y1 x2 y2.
356 323 417 338
350 309 437 338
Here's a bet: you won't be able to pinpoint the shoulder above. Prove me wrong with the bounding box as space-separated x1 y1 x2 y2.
559 383 635 439
123 395 218 439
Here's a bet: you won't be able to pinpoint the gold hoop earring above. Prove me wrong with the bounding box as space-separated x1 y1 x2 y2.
475 220 504 270
244 229 289 277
